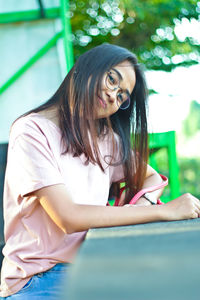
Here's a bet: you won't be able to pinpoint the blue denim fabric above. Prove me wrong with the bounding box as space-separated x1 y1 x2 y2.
1 263 70 300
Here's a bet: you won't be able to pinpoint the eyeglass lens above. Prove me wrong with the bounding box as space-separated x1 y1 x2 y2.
106 71 130 110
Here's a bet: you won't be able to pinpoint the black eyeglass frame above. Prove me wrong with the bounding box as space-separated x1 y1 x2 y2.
105 70 131 110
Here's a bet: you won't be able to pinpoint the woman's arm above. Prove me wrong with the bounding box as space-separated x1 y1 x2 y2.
135 164 164 206
26 183 200 234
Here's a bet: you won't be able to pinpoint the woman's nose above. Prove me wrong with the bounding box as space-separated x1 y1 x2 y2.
106 89 117 103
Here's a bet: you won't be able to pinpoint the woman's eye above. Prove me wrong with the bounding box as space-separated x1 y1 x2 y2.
108 74 116 85
117 93 124 103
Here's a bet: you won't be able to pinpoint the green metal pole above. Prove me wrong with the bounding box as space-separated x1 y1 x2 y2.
0 32 62 95
60 0 74 72
168 131 180 199
0 8 60 23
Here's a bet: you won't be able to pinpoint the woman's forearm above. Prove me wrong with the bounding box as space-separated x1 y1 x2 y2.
142 173 164 199
68 193 200 233
138 165 164 203
66 203 163 233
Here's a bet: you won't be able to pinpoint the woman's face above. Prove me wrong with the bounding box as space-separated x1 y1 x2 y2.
95 60 136 119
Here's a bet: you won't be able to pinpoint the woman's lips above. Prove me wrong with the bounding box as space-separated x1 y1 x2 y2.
98 96 107 109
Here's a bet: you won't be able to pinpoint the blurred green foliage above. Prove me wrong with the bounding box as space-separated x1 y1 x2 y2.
183 100 200 137
69 0 200 71
179 157 200 198
149 143 200 200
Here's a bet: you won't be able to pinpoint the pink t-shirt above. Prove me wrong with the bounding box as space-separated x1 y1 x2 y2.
0 113 124 297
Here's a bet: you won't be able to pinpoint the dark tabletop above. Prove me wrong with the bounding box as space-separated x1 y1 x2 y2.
64 219 200 300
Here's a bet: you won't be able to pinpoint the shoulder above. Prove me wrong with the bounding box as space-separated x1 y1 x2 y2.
10 114 42 143
11 113 41 132
9 113 60 147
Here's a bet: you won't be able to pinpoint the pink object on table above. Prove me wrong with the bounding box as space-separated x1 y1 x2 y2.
129 174 168 205
110 174 168 206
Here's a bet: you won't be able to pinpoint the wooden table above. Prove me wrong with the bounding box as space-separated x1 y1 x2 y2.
65 219 200 300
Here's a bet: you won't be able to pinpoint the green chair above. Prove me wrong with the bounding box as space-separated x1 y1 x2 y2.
149 131 180 202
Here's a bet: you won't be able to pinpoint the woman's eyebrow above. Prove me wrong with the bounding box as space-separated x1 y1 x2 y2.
112 68 123 81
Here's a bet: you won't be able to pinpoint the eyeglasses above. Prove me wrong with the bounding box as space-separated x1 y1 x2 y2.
105 70 131 110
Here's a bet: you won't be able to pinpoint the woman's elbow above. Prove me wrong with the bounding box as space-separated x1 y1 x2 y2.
62 207 86 234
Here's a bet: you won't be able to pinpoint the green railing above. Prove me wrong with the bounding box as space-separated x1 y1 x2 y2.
0 8 60 23
0 0 73 95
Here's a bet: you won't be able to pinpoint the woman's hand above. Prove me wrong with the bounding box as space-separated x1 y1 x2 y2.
161 193 200 221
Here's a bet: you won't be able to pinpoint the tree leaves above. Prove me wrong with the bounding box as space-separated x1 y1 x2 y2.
69 0 200 71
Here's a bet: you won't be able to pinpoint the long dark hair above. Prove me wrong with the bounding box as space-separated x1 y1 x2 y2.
18 43 149 205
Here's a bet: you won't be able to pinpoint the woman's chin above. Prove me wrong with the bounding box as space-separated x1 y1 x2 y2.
95 108 118 119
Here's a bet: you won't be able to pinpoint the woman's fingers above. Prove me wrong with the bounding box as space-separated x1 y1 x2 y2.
190 193 200 204
185 194 200 219
189 194 200 217
161 193 200 221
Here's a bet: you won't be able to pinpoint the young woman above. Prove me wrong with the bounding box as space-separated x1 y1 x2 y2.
0 43 199 299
